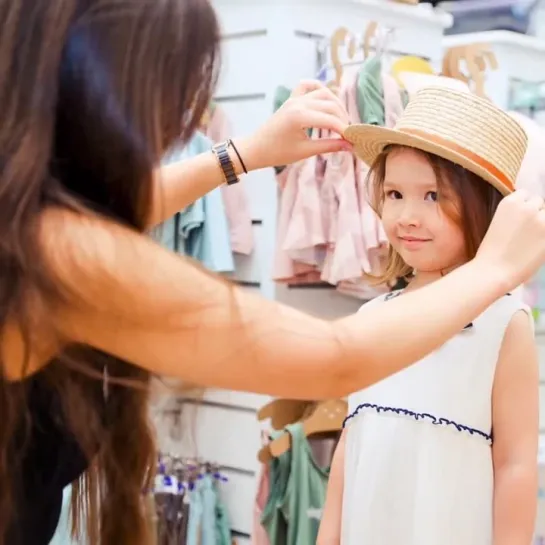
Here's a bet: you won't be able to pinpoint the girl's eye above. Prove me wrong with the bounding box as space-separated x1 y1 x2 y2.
385 190 402 200
425 191 438 202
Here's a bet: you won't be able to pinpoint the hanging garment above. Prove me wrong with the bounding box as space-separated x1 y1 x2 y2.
205 105 254 255
272 153 328 284
179 494 191 545
201 474 218 545
356 56 385 126
381 71 405 131
157 132 235 273
187 484 204 545
274 86 292 113
337 70 403 299
342 292 532 545
261 424 330 545
261 431 291 545
508 111 545 197
252 464 271 545
214 485 232 545
320 72 388 291
507 111 545 310
272 73 389 293
320 73 370 285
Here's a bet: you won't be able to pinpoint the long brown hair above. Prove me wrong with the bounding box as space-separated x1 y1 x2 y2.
0 0 220 543
367 145 504 285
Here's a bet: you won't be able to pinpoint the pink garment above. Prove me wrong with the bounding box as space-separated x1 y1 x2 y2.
273 72 402 289
205 105 254 255
382 72 404 130
273 162 318 280
507 111 545 308
251 463 271 545
321 72 387 284
508 111 545 197
272 132 330 282
335 71 403 298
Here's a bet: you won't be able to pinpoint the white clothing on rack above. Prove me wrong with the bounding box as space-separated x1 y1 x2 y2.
341 291 532 545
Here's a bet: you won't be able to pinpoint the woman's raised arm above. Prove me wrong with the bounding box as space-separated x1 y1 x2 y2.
148 81 352 226
12 189 543 398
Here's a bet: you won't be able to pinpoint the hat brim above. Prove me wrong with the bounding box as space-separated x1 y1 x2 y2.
344 124 513 196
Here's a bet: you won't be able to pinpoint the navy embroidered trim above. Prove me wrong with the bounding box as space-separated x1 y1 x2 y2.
343 403 492 444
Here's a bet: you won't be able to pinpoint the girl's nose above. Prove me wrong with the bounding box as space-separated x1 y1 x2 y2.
397 204 421 228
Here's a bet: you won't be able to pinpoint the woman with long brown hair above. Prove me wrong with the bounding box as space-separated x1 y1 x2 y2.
2 0 545 544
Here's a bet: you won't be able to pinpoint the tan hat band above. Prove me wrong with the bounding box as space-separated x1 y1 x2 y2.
398 128 515 192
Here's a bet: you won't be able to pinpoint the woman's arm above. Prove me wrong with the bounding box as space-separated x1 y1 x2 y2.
492 311 539 545
317 430 346 545
148 81 352 226
148 138 246 226
6 188 540 395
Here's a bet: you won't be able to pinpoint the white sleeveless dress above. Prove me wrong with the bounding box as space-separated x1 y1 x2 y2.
341 292 532 545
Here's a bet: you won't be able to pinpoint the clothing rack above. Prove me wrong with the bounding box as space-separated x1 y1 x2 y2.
150 454 231 545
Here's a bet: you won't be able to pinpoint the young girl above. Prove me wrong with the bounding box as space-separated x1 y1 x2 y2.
318 87 539 545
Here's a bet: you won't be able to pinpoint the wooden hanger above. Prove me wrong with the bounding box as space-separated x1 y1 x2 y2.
464 43 498 99
363 21 378 59
257 399 348 463
442 45 468 84
442 43 498 100
257 399 315 430
327 27 356 89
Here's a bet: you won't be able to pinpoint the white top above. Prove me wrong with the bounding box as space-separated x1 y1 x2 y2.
341 292 531 545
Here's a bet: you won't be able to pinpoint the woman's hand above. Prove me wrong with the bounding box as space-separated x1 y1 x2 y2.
476 190 545 291
235 80 352 171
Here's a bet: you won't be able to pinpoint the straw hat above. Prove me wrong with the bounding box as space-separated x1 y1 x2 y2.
344 86 528 195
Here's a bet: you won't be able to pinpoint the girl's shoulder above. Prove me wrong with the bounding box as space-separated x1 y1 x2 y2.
357 290 402 313
478 292 534 336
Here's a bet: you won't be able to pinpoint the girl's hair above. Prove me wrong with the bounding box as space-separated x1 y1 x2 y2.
367 145 504 285
0 1 220 543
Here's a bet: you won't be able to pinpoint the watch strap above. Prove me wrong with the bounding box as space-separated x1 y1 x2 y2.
212 141 239 185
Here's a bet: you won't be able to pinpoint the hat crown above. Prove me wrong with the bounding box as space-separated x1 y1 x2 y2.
395 87 527 185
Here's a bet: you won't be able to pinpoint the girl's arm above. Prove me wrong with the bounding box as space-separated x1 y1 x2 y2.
492 310 539 545
318 430 346 545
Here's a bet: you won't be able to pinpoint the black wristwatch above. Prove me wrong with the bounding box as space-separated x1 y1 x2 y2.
212 141 239 186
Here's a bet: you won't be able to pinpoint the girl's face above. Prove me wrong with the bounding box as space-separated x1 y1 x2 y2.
380 148 467 274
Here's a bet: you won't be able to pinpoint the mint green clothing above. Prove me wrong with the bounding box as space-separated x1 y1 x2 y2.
261 429 291 545
214 487 232 545
273 85 291 113
201 475 218 545
187 485 204 545
154 132 235 272
261 423 330 545
356 56 385 126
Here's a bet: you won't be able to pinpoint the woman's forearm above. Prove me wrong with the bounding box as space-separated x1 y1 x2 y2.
46 206 511 398
148 137 251 227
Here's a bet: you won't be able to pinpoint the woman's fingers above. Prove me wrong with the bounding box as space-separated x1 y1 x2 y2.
296 110 348 136
302 99 350 127
303 137 353 156
291 80 326 97
290 81 348 121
